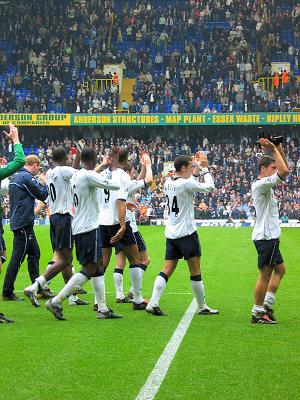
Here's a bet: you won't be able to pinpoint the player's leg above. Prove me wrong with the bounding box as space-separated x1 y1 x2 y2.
0 239 13 322
47 259 122 320
127 249 150 300
116 222 148 308
187 256 219 315
252 239 278 324
263 241 285 321
252 265 275 323
0 232 4 274
2 229 27 301
24 248 72 307
127 231 150 300
146 259 178 316
0 233 7 273
25 214 73 304
91 246 112 311
46 263 94 320
26 227 40 285
46 228 104 320
62 265 89 306
114 250 129 302
264 262 286 321
146 236 182 315
122 243 147 308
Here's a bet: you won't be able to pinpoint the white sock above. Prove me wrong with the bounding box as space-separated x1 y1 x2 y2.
28 276 46 293
129 265 143 304
190 278 206 310
252 304 266 316
114 268 124 299
91 275 108 312
149 274 167 307
52 273 88 305
69 294 78 302
264 291 276 308
129 268 145 294
44 262 55 287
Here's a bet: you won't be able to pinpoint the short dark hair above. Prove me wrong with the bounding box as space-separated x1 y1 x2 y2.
52 147 67 163
258 155 275 172
81 147 96 164
118 148 129 163
174 155 193 172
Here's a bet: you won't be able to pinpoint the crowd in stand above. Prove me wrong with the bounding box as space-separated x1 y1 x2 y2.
0 0 299 113
1 131 299 221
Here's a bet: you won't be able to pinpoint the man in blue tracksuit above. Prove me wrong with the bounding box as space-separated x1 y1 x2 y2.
2 155 48 301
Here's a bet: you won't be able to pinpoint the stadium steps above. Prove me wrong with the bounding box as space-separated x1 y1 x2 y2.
119 78 135 108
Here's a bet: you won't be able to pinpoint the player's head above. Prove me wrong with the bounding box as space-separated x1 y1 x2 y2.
25 155 41 175
81 147 97 169
52 147 68 165
124 162 136 179
258 155 276 177
174 155 193 178
118 148 129 166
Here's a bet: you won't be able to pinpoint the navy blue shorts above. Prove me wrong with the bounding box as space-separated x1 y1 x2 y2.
74 227 102 266
165 231 201 260
134 231 147 252
50 213 73 252
254 238 284 269
101 221 137 252
114 230 147 254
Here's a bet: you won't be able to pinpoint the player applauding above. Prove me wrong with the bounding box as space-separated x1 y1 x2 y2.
146 153 219 316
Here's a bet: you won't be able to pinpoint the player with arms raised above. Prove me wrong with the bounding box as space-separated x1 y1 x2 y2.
113 153 153 303
146 152 219 316
94 147 148 312
251 138 289 324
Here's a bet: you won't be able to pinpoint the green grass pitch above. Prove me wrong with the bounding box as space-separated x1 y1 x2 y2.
0 226 299 400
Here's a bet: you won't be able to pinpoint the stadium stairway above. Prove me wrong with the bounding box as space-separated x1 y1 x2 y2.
119 78 135 109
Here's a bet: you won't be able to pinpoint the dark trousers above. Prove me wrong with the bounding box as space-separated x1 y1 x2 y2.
2 226 40 297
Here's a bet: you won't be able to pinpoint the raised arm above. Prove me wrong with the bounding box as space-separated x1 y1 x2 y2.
275 143 289 169
259 138 289 180
94 156 109 173
87 170 120 190
186 152 215 193
138 153 153 184
0 124 25 180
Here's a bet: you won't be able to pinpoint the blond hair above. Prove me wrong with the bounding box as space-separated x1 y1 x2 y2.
25 155 40 166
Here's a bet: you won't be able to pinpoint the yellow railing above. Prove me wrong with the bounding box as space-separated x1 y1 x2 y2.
258 77 289 92
114 109 129 113
82 79 115 94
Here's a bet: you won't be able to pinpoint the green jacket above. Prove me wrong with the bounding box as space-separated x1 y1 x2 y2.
0 143 26 181
0 143 25 222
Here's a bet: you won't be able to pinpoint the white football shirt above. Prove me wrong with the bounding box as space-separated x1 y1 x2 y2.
164 173 215 239
46 166 75 215
71 169 120 235
252 172 284 240
127 179 146 233
99 168 130 226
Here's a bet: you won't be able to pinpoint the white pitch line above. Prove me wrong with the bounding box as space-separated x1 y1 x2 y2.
135 298 197 400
